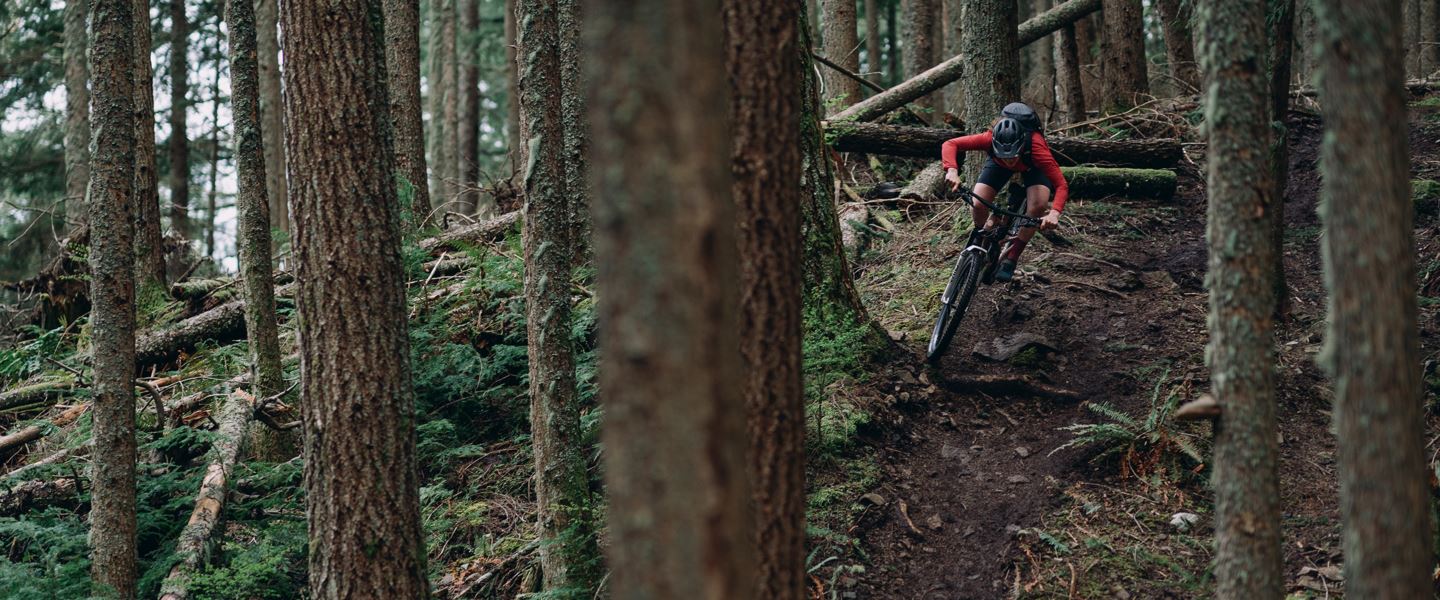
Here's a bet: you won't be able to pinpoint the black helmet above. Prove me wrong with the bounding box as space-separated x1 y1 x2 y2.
991 118 1025 159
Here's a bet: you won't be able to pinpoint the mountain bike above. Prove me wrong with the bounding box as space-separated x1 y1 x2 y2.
926 183 1040 363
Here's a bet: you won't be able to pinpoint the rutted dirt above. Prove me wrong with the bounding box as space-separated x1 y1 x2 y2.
840 114 1440 598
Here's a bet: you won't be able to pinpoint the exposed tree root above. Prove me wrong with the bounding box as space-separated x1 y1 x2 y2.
938 374 1083 402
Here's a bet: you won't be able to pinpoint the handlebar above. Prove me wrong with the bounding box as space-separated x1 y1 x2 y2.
945 184 1039 223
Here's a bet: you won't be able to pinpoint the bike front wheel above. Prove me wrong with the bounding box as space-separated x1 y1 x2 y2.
927 250 982 363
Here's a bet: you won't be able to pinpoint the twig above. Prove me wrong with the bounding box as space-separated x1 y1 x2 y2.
44 357 88 387
134 379 168 435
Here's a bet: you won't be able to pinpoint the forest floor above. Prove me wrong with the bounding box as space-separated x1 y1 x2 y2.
813 112 1440 599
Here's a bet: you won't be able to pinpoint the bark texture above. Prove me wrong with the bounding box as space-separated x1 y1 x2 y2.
585 0 754 597
1022 0 1055 115
1316 0 1435 596
1075 11 1101 109
959 0 1019 183
1100 0 1148 112
1406 0 1421 78
822 0 861 110
134 0 166 287
724 1 805 597
280 0 429 595
901 0 937 111
168 0 190 239
1424 0 1440 74
88 0 140 595
458 0 482 216
384 0 434 224
1055 19 1085 123
226 0 292 460
1268 0 1294 317
64 0 90 231
1195 1 1282 597
255 0 287 239
516 0 601 591
558 0 586 257
943 0 964 117
1155 0 1199 93
505 0 521 170
865 0 882 86
440 0 459 212
830 0 1099 123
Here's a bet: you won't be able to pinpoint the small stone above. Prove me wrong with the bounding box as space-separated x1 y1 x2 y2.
898 370 918 385
899 391 911 402
1007 474 1030 484
941 444 964 459
1004 524 1022 537
1014 447 1031 458
1169 512 1200 532
860 493 886 506
926 515 943 531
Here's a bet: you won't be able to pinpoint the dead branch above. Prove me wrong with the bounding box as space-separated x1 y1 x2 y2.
0 403 89 454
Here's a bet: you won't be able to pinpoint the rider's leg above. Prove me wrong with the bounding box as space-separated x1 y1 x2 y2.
995 184 1052 282
971 182 998 231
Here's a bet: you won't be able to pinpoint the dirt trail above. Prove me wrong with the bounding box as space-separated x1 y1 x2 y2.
847 115 1384 598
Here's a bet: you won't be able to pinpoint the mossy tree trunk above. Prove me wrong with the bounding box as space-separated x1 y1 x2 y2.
943 0 965 118
1075 10 1101 109
226 0 292 461
1423 0 1440 75
959 0 1019 183
865 0 882 87
256 0 287 241
280 0 429 594
1268 0 1295 318
822 0 861 111
88 0 139 595
585 0 754 596
1055 16 1085 123
505 0 521 170
439 0 459 213
1099 0 1147 112
458 0 484 217
1405 0 1420 78
168 0 189 240
1155 0 1199 93
1316 0 1436 596
425 0 448 211
134 0 166 287
725 0 805 597
1196 1 1283 597
384 0 434 225
558 0 587 260
64 0 89 232
516 0 601 593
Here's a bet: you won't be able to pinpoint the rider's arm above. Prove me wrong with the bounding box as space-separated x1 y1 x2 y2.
941 132 994 171
1029 135 1069 212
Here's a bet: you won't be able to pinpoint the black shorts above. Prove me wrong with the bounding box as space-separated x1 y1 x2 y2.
976 158 1054 193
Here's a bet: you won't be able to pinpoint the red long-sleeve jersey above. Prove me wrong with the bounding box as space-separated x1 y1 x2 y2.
941 131 1070 212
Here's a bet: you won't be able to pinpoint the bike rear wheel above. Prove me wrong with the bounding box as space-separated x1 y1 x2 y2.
927 251 982 363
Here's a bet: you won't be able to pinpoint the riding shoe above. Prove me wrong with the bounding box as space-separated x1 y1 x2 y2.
995 259 1017 283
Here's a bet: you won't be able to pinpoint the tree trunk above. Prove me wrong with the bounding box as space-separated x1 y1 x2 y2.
585 0 754 596
865 0 882 86
134 0 166 288
1406 0 1421 79
516 0 602 592
384 0 434 225
256 0 287 241
559 0 587 260
830 0 1100 123
1055 19 1085 123
724 0 804 597
426 0 447 210
204 41 221 262
89 0 140 595
1023 0 1056 116
1268 0 1294 318
1100 0 1147 112
1293 0 1315 88
943 0 964 117
169 0 190 241
1195 1 1282 597
64 0 90 232
440 0 460 214
280 0 429 594
505 0 521 171
458 0 482 216
1316 0 1436 596
1155 0 1199 93
1075 10 1101 110
1424 0 1440 75
886 0 899 86
226 0 292 461
822 0 861 110
960 0 1019 183
902 0 937 111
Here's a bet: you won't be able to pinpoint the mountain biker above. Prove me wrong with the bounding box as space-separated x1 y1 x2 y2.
941 102 1068 282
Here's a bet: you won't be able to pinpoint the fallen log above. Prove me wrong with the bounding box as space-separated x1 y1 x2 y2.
0 403 89 454
830 0 1101 123
134 283 295 367
0 376 77 412
5 443 89 481
825 121 1183 168
899 161 949 201
939 373 1083 402
419 210 521 254
169 278 234 301
158 390 259 600
1061 167 1177 200
0 477 79 516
